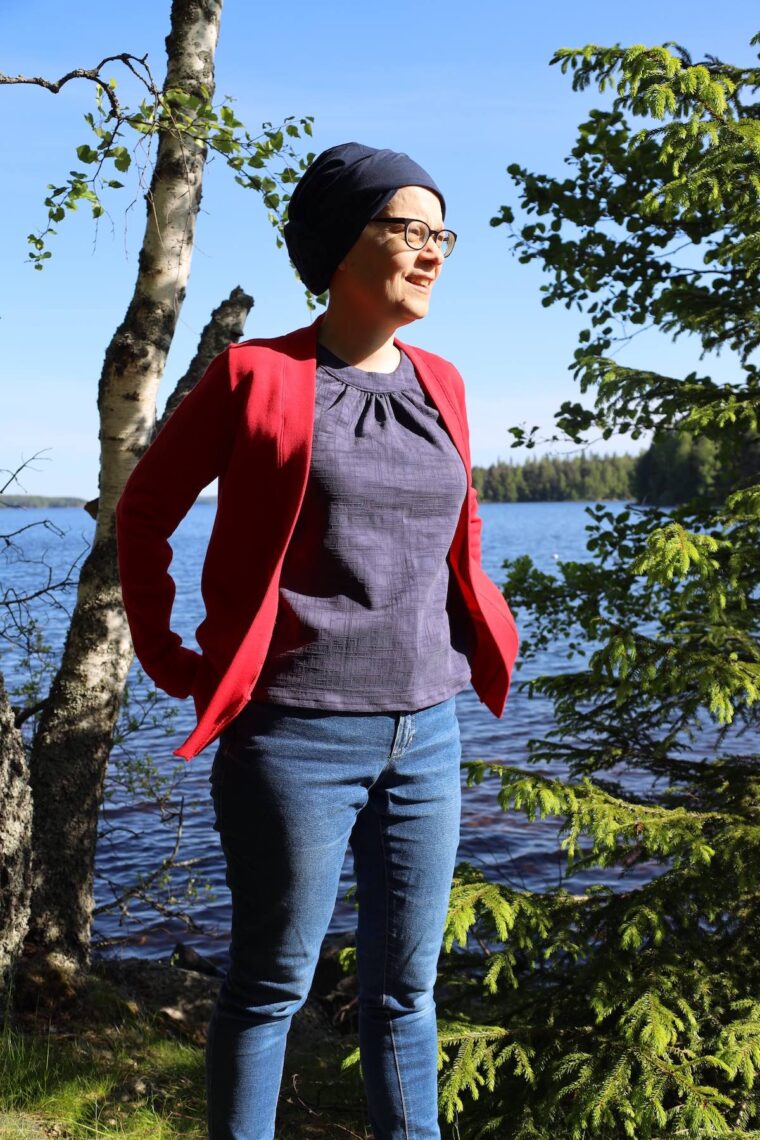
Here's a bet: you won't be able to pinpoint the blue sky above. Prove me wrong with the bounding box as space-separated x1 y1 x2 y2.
1 1 756 496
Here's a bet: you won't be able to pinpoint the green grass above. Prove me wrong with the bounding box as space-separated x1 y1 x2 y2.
0 1013 206 1138
0 973 370 1139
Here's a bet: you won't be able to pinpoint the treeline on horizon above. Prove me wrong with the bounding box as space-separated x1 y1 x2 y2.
0 496 86 508
473 451 637 503
474 429 760 505
0 494 218 509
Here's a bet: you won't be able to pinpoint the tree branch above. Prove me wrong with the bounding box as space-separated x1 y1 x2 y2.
0 53 158 118
84 284 253 519
158 285 254 430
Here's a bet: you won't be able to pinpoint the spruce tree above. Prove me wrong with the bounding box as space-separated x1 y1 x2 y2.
430 34 760 1139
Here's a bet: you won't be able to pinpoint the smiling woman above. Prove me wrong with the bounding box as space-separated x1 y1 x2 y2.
320 185 453 366
115 140 519 1140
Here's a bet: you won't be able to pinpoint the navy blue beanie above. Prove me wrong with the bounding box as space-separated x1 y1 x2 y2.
283 142 446 295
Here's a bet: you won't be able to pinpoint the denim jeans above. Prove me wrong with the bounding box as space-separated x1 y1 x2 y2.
205 695 462 1140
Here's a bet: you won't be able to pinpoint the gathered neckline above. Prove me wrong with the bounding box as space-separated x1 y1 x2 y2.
317 343 421 395
317 342 402 376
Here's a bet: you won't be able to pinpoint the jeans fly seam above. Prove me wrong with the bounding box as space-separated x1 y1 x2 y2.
406 717 415 755
378 806 410 1137
391 714 414 760
390 713 403 760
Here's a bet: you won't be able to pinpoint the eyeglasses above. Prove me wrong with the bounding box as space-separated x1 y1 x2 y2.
368 217 457 257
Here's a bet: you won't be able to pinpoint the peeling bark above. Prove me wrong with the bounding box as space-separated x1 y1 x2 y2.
0 673 32 986
27 0 230 969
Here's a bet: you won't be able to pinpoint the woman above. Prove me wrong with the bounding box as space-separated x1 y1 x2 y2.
116 141 519 1140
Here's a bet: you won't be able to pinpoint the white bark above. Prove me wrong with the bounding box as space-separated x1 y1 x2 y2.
99 1 225 522
28 0 225 968
0 674 32 986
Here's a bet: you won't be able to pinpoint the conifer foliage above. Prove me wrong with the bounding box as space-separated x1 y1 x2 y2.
432 35 760 1139
471 452 638 502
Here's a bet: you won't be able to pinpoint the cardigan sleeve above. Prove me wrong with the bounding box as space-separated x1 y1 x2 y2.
115 347 237 698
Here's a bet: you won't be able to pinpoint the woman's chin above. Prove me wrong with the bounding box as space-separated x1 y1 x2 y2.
398 296 430 323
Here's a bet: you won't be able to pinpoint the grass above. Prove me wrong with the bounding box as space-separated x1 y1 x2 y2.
1 1011 206 1138
0 968 371 1139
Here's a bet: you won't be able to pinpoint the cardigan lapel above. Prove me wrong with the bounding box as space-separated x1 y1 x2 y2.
275 319 320 474
395 338 469 473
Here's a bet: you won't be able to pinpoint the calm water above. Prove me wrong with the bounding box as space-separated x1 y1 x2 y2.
1 501 746 961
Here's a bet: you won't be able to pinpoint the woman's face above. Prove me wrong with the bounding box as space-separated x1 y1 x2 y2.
331 185 446 329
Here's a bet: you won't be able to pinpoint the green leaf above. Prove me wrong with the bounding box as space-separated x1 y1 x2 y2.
111 147 131 173
75 144 99 164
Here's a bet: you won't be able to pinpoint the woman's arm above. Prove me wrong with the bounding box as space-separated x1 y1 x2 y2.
115 347 236 698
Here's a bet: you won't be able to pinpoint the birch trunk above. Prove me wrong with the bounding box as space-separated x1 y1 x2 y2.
27 0 224 970
0 674 32 986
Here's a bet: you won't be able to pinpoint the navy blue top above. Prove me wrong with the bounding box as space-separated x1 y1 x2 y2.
250 343 473 710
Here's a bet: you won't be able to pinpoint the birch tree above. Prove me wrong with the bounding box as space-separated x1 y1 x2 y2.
25 0 225 976
1 0 312 973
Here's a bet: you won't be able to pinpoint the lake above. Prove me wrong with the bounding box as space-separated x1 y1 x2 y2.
1 500 744 961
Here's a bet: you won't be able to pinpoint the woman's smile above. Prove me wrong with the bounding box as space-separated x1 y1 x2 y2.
407 275 434 291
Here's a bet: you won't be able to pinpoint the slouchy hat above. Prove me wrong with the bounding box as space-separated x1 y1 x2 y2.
283 142 446 295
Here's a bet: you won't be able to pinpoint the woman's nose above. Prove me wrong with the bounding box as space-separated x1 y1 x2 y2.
419 237 444 266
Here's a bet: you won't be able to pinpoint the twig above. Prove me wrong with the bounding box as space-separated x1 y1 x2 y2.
0 451 52 496
287 1072 369 1136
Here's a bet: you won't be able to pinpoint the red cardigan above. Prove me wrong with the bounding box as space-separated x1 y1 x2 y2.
115 317 519 760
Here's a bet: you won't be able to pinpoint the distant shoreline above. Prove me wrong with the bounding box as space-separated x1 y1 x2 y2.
0 495 219 509
0 496 88 508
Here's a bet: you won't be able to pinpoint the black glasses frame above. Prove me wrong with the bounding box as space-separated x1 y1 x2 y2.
369 217 457 256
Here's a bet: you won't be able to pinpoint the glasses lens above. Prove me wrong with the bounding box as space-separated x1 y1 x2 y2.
438 230 456 257
405 220 429 249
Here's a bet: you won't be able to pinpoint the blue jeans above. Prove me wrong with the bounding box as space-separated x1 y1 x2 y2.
205 695 462 1139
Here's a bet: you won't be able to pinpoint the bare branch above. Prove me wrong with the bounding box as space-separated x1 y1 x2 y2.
1 518 65 544
0 53 158 118
95 797 195 918
13 699 48 729
0 451 52 497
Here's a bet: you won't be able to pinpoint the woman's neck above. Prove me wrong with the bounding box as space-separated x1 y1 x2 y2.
316 309 401 373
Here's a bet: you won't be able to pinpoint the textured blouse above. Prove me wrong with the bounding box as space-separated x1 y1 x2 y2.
249 342 474 710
